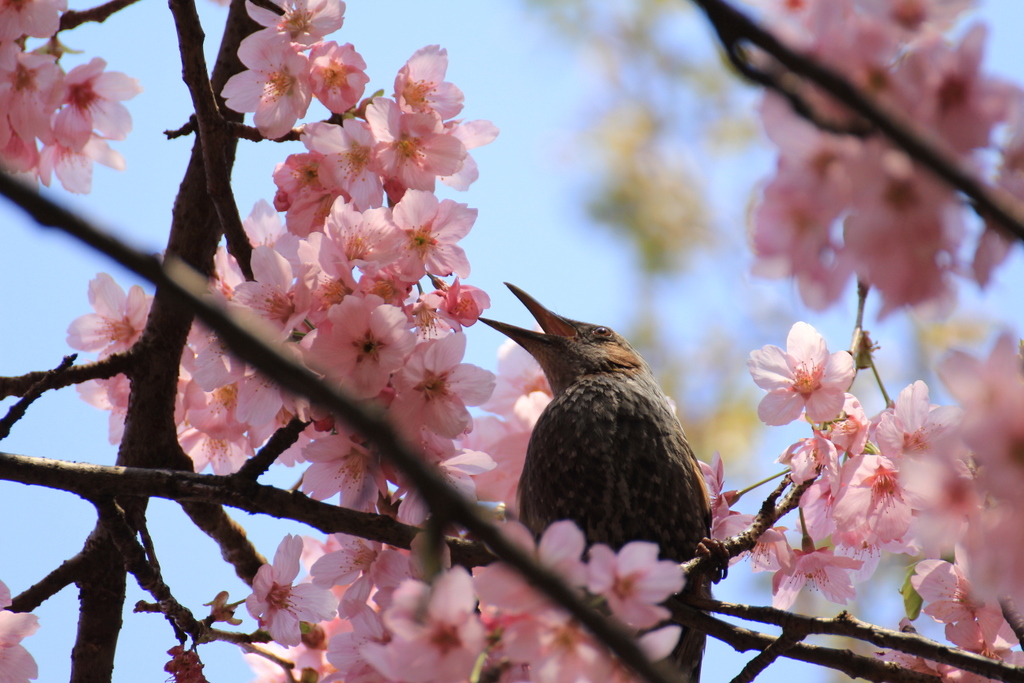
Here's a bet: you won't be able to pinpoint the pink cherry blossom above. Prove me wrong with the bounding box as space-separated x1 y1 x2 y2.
778 433 838 484
771 546 863 610
242 198 286 247
586 541 685 629
899 25 1011 156
394 45 464 120
305 293 416 399
858 0 974 36
232 245 314 340
475 520 589 616
826 393 870 455
831 454 925 546
436 278 490 331
457 412 534 508
67 273 152 357
396 448 496 525
0 609 39 683
366 97 466 197
747 321 855 425
222 33 312 140
179 424 252 474
77 374 131 444
308 41 369 114
939 333 1024 503
390 333 495 438
272 151 337 236
362 566 485 683
843 143 961 317
481 338 552 417
303 120 382 211
53 58 141 151
300 432 384 509
245 0 345 46
0 0 66 40
310 534 381 590
912 559 1003 637
321 199 403 273
438 119 499 191
0 45 64 144
391 189 476 280
246 534 339 647
37 135 126 193
875 380 962 460
325 605 392 682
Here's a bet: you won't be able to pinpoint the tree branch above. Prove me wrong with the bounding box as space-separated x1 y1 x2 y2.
0 354 77 440
670 600 943 683
58 0 143 32
168 0 254 279
683 474 814 578
0 353 131 400
687 596 1024 682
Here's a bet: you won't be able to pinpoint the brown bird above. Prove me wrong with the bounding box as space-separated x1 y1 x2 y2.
480 283 711 682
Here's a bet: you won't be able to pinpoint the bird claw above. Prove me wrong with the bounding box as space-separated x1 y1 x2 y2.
694 538 730 583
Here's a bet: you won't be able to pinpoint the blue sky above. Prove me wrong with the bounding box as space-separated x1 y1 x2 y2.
2 1 1024 681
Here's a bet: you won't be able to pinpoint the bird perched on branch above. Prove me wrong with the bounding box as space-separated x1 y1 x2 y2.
480 283 712 682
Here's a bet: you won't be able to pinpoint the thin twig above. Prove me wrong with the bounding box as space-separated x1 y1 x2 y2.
0 355 76 440
58 0 143 31
682 474 813 578
236 417 309 480
0 353 130 400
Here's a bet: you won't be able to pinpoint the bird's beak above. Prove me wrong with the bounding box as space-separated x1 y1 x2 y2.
479 283 577 344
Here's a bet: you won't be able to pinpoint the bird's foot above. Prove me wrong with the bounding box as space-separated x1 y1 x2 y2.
694 538 730 583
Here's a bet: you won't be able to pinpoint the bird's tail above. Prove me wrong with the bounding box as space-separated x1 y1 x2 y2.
671 575 709 682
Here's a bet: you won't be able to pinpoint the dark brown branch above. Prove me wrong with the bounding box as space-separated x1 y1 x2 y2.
0 353 131 400
0 450 495 568
0 178 680 683
670 600 942 683
236 417 310 480
94 497 202 641
228 121 303 142
180 502 268 585
10 548 94 613
0 354 76 440
168 0 254 279
58 0 143 31
682 474 813 578
166 119 305 142
689 0 1024 244
688 597 1024 682
730 623 806 683
164 115 198 140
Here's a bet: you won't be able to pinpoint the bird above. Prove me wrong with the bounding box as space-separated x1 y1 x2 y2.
479 283 711 683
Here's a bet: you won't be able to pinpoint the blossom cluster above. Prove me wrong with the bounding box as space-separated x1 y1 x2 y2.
0 0 141 193
57 2 684 679
733 320 1024 677
242 522 685 683
750 0 1019 315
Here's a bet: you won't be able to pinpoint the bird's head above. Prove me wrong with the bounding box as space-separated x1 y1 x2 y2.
479 283 649 395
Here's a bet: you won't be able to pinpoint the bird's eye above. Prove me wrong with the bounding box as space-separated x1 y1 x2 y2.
593 327 612 337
